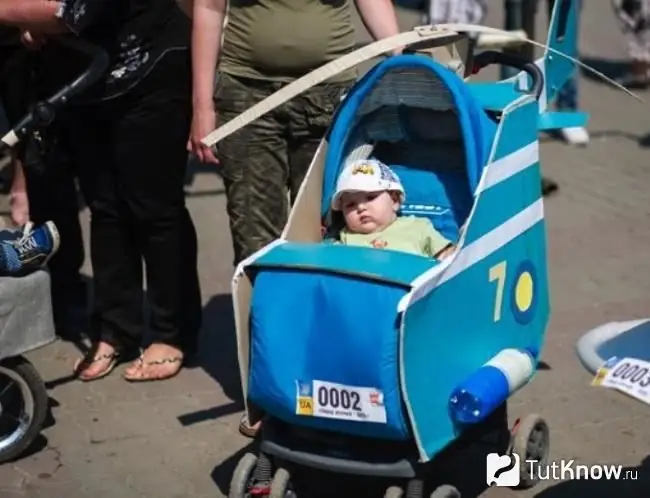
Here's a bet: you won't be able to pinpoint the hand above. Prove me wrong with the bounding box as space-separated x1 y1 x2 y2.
187 106 219 164
20 30 47 50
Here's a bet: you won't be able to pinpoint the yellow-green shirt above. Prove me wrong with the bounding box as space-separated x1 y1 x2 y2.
220 0 357 82
338 216 451 258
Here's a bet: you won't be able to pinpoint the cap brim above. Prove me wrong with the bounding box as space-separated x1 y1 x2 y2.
331 188 405 211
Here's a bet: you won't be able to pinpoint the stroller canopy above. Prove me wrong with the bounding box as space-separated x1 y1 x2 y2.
322 54 497 239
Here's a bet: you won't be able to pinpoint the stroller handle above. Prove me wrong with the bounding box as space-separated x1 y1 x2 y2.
471 50 545 100
0 36 109 153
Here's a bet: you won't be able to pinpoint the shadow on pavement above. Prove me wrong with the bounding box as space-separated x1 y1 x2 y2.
211 440 260 495
183 156 225 198
534 455 650 497
586 130 650 148
180 293 244 426
196 293 243 404
580 57 630 84
640 133 650 148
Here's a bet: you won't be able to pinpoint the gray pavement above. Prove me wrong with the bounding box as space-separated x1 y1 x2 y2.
1 2 650 497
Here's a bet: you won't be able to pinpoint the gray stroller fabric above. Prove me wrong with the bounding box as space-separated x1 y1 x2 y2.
0 269 56 360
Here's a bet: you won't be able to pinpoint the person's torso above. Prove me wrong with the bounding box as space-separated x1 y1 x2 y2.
220 0 356 82
77 0 191 101
339 216 429 256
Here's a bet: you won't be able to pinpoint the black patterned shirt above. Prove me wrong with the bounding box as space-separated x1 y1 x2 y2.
55 0 190 101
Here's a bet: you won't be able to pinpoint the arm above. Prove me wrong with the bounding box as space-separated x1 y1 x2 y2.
419 219 454 260
187 0 227 162
433 243 455 260
0 0 112 33
0 0 63 32
191 0 227 110
353 0 401 53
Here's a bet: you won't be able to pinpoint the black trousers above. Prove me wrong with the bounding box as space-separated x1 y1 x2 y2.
23 134 87 322
64 49 202 354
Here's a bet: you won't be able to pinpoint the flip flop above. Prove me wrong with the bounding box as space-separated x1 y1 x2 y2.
73 351 121 382
122 355 184 382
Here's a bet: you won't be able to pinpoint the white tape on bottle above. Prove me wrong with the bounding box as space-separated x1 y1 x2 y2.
485 349 535 394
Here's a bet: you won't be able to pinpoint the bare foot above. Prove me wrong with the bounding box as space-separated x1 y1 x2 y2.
74 342 120 381
123 343 183 382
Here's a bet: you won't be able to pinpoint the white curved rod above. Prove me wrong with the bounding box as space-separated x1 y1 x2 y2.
202 23 644 148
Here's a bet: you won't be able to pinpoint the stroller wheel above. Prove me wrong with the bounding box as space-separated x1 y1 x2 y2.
0 356 48 464
229 452 257 498
384 485 404 498
269 467 292 498
511 414 550 489
430 484 461 498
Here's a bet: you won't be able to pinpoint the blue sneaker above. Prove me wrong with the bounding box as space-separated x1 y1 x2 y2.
0 221 61 274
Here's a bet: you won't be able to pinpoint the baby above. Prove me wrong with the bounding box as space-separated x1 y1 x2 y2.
330 159 455 260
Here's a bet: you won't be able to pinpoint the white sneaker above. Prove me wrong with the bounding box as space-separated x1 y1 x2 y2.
559 126 590 146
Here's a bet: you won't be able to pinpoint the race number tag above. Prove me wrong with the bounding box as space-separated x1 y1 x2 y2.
592 356 650 406
296 380 387 423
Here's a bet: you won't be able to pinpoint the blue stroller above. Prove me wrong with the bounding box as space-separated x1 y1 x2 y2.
227 51 557 498
214 1 589 495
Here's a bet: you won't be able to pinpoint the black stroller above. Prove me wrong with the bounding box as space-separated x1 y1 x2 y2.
0 35 107 463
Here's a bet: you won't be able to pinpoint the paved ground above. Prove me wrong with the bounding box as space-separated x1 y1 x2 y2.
1 2 650 497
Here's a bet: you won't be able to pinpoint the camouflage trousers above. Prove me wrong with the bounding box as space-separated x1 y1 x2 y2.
214 72 352 265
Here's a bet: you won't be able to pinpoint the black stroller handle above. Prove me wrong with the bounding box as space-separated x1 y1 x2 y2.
471 50 545 100
0 36 109 152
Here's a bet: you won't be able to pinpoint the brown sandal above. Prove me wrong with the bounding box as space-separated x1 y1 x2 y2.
123 354 183 382
74 351 121 382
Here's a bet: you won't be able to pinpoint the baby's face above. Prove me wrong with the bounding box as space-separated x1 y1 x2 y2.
340 190 399 234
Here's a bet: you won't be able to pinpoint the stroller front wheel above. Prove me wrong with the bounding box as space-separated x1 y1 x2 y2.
269 467 292 498
430 484 461 498
228 452 257 498
384 485 404 498
0 356 48 463
511 413 550 489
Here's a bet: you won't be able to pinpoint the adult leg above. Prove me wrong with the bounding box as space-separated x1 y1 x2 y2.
24 121 87 338
67 105 145 380
548 0 589 145
112 50 201 381
215 73 289 436
233 80 350 439
625 25 650 87
614 0 650 87
2 51 35 226
215 73 289 265
547 0 578 112
8 156 29 225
